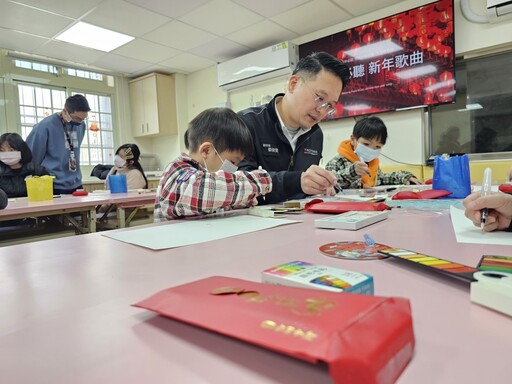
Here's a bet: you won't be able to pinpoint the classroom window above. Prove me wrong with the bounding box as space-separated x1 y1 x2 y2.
429 50 512 159
73 92 115 166
17 83 66 139
14 59 58 74
65 68 103 81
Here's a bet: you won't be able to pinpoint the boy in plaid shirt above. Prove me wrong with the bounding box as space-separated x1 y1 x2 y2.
325 116 422 191
155 108 272 221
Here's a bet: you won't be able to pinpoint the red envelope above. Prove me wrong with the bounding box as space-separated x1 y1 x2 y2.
499 184 512 194
392 189 452 200
304 198 390 213
134 276 414 384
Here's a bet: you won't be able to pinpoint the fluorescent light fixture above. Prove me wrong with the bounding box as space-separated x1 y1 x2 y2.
344 40 403 60
458 103 482 112
425 79 456 92
344 104 371 111
55 22 134 52
395 64 437 79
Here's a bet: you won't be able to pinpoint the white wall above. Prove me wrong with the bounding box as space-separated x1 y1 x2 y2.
184 0 512 167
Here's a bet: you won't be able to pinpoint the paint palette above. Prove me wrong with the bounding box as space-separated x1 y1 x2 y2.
477 255 512 274
379 248 479 283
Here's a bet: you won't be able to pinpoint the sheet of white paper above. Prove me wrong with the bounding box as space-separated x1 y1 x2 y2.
450 205 512 245
103 215 300 250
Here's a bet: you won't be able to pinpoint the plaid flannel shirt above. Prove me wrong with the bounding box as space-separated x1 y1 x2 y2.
325 155 416 191
154 153 272 221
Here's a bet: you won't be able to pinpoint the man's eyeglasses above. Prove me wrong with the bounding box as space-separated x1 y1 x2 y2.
301 79 337 117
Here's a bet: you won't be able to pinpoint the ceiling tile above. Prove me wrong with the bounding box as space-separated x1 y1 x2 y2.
159 53 215 74
331 0 402 17
0 28 48 53
33 40 107 66
83 0 171 37
231 0 310 18
271 0 352 35
124 0 210 18
179 0 263 36
226 20 298 49
143 21 217 51
189 37 249 62
10 0 103 18
0 1 72 38
92 53 153 74
112 39 181 63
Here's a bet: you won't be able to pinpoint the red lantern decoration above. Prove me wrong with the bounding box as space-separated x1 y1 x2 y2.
89 122 100 132
440 71 453 82
337 50 347 60
363 33 374 44
409 83 421 95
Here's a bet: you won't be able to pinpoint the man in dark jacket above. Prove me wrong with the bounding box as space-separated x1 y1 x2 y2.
238 52 350 204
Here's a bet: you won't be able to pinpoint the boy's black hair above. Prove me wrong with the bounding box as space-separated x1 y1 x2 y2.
184 108 254 158
352 116 388 145
0 132 32 164
292 51 351 91
65 94 91 113
115 143 148 188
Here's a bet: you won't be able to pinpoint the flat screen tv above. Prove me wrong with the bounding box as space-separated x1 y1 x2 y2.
299 0 455 120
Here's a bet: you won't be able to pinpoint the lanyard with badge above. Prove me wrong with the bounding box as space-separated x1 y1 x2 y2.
61 119 77 172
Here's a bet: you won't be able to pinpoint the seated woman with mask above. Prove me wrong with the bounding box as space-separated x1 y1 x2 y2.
0 132 49 197
105 144 148 190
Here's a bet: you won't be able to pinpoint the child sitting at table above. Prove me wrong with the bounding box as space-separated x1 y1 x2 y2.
0 132 49 197
325 116 421 191
154 107 272 221
105 143 148 190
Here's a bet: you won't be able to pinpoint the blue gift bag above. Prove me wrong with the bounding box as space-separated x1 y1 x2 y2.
433 154 471 199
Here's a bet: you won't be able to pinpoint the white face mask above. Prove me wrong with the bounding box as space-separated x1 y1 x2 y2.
354 143 381 163
215 148 238 173
114 155 126 168
0 151 22 166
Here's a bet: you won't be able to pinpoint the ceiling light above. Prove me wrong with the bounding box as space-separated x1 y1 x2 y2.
55 22 134 52
344 40 403 60
394 64 437 79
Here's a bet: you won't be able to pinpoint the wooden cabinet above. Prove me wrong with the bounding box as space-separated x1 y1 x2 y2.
129 73 177 137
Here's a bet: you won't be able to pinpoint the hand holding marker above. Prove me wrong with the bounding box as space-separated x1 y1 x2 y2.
480 168 492 230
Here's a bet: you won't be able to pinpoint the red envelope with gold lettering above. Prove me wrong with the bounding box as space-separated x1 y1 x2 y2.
134 276 414 384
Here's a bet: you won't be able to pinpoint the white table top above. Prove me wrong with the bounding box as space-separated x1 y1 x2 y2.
0 209 510 383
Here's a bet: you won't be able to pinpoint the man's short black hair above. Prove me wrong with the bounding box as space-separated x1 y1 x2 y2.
292 51 351 91
185 108 254 158
65 94 91 113
352 116 388 145
0 132 33 164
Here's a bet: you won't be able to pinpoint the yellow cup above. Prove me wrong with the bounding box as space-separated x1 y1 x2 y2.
25 175 55 202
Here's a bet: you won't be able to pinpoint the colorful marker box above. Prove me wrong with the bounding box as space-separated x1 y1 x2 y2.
379 248 479 283
262 260 374 295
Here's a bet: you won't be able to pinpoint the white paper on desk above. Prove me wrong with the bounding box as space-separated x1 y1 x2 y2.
449 205 512 246
102 215 300 250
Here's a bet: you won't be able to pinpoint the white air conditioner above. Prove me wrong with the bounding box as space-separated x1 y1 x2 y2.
217 42 298 91
487 0 512 22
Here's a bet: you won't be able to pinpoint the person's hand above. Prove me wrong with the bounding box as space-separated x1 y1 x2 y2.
323 185 337 196
407 177 423 185
301 165 337 196
463 192 512 232
353 161 370 177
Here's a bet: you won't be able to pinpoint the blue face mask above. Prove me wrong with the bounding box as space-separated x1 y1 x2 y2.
354 143 381 163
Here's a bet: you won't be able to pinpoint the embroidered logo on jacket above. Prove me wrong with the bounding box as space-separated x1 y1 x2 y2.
303 148 318 156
